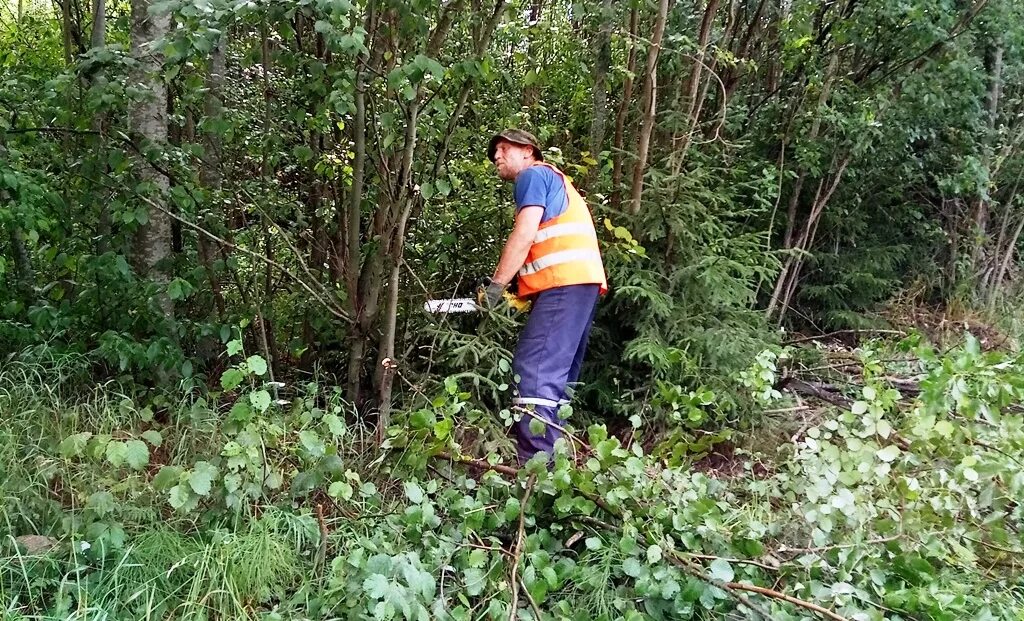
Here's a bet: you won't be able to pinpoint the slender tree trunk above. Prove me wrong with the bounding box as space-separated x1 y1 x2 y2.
627 0 670 215
344 1 377 404
90 0 104 47
970 38 1003 278
59 0 73 64
129 0 172 318
199 32 227 319
588 0 613 160
672 0 722 168
610 5 638 209
5 194 34 294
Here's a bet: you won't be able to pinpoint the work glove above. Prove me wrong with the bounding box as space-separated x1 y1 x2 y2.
477 277 508 309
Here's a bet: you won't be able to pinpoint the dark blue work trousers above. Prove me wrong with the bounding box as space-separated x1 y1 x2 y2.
511 284 600 464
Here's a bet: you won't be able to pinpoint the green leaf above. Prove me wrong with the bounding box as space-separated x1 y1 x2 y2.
329 481 354 500
876 445 901 463
464 567 486 596
87 491 115 517
141 429 163 447
585 537 603 550
363 573 390 599
250 389 271 413
646 544 663 564
851 401 868 415
189 461 218 496
246 355 268 376
226 339 243 356
105 440 128 467
934 420 954 437
709 558 734 582
124 440 150 470
324 413 346 436
528 416 547 436
622 557 643 578
220 368 244 391
168 485 191 509
153 465 182 490
299 429 325 457
405 481 425 503
59 432 93 457
467 549 488 568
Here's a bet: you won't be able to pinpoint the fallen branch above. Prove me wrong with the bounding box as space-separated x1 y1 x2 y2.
507 474 536 621
682 552 779 572
781 378 852 408
436 452 519 477
726 582 850 621
785 329 906 345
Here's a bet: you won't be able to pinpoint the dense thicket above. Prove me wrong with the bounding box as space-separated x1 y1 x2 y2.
3 0 1024 415
3 2 1024 619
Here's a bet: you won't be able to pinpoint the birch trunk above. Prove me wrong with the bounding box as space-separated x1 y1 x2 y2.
129 0 173 318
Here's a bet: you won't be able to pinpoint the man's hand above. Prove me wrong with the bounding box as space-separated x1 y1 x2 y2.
477 278 508 309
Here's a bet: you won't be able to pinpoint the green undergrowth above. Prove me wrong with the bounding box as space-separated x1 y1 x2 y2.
1 334 1023 620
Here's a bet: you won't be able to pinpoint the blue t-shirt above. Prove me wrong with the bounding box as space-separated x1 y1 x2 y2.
514 166 568 223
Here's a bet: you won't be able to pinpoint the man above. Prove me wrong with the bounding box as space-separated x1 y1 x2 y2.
481 128 607 465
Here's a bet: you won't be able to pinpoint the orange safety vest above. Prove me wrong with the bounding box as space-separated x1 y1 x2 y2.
516 163 608 298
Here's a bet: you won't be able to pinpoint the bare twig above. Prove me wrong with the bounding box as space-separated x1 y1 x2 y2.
726 582 850 621
519 576 543 620
682 553 780 572
785 329 906 345
436 452 519 477
507 474 536 621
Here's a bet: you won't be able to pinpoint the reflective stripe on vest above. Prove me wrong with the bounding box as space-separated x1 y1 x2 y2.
515 163 607 298
520 249 603 277
533 222 598 243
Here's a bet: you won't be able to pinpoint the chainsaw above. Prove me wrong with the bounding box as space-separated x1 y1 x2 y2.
424 284 532 314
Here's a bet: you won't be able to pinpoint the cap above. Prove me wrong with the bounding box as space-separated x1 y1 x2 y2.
487 128 544 163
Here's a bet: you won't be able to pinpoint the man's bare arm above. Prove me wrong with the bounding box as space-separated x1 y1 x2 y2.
492 206 543 285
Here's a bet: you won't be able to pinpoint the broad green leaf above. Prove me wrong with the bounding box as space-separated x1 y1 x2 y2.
105 441 128 467
141 429 163 447
327 480 350 500
59 432 93 458
124 439 149 470
250 389 271 412
876 445 901 463
189 461 218 496
709 558 734 583
168 485 190 509
299 429 325 457
221 368 244 391
622 557 643 577
246 355 268 376
87 491 115 517
153 465 182 490
405 481 424 504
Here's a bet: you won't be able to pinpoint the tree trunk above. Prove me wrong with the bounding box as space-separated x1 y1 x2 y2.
129 0 172 319
90 0 104 48
610 5 638 209
520 0 545 108
627 0 670 215
588 0 613 161
59 0 73 64
672 0 722 168
199 32 227 319
969 38 1003 279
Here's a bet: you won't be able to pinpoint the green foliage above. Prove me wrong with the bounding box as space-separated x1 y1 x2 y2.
4 336 1024 619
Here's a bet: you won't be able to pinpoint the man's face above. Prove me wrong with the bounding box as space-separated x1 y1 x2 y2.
492 140 535 181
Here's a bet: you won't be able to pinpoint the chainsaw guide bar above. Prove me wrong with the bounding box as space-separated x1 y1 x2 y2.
423 298 480 313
